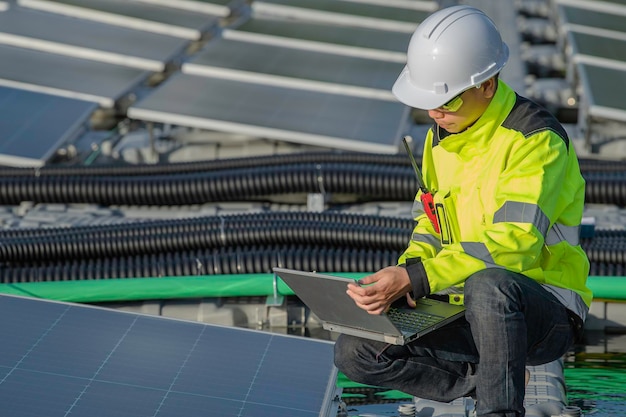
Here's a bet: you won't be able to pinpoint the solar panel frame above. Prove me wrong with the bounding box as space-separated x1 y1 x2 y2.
128 73 409 154
0 294 340 417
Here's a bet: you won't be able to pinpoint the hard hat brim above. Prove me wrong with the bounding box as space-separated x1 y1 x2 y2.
392 66 459 110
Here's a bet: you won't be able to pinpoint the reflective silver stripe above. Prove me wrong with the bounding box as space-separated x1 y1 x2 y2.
546 223 580 246
411 232 441 250
542 284 588 322
460 242 501 267
493 201 550 237
435 285 463 295
411 199 424 218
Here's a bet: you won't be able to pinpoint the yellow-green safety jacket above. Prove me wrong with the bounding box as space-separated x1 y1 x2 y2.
399 80 592 321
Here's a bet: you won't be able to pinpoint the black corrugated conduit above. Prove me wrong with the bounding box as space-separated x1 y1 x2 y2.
578 158 626 172
0 152 626 281
0 238 623 282
0 163 416 205
0 164 625 206
0 150 623 177
0 160 625 206
581 230 626 265
0 217 411 263
0 152 411 177
583 173 626 206
589 263 626 277
0 245 400 283
0 211 414 239
2 213 626 280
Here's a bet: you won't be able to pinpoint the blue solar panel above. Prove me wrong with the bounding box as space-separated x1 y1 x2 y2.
183 38 403 95
0 87 96 167
225 16 411 56
18 0 220 40
128 73 408 154
0 294 338 417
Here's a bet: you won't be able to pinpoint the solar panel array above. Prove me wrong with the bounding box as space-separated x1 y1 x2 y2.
554 0 626 148
124 1 430 154
0 294 339 417
0 87 96 167
0 0 427 164
0 0 224 166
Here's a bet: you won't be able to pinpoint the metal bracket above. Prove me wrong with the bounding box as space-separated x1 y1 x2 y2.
265 272 285 307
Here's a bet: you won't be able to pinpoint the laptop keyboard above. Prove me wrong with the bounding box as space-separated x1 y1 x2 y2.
387 308 443 332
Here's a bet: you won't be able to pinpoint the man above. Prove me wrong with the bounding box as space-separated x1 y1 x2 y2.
333 5 592 417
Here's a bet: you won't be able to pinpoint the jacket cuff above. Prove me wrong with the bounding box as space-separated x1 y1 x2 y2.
404 258 431 299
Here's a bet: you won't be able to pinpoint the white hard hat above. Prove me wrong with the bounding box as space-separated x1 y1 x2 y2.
392 5 509 110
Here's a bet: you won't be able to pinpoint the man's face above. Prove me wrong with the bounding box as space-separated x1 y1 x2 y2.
426 80 495 134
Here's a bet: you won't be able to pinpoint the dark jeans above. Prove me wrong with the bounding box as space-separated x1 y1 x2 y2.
334 269 577 417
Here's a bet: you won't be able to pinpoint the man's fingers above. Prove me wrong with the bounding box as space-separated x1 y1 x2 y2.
354 300 385 315
347 282 377 298
348 290 377 306
406 293 417 308
357 273 379 285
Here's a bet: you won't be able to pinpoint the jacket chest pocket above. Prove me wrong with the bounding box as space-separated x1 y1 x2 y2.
434 185 487 245
433 189 460 245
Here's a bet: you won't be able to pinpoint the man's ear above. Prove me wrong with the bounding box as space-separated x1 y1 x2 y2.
483 77 498 99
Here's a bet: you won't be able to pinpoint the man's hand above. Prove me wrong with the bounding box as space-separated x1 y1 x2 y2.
346 266 414 315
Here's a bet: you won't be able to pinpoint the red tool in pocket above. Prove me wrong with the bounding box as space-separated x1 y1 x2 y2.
402 136 440 234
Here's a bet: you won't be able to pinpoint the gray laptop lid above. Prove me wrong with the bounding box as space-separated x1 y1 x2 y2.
276 267 402 336
274 267 465 345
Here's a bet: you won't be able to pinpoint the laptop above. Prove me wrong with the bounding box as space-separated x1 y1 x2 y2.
273 267 465 345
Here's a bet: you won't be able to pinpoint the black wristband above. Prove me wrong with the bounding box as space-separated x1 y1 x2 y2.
404 258 431 299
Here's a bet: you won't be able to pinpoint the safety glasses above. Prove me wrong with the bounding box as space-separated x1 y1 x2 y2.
438 84 482 112
440 94 464 112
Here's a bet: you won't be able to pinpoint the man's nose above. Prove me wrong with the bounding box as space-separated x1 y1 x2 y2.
428 109 445 119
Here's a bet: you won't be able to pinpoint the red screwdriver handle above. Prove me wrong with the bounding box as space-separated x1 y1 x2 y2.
420 192 440 233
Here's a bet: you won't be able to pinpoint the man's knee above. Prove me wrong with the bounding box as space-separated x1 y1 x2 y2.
334 335 382 384
465 269 514 290
464 269 528 321
333 334 364 372
465 270 523 303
